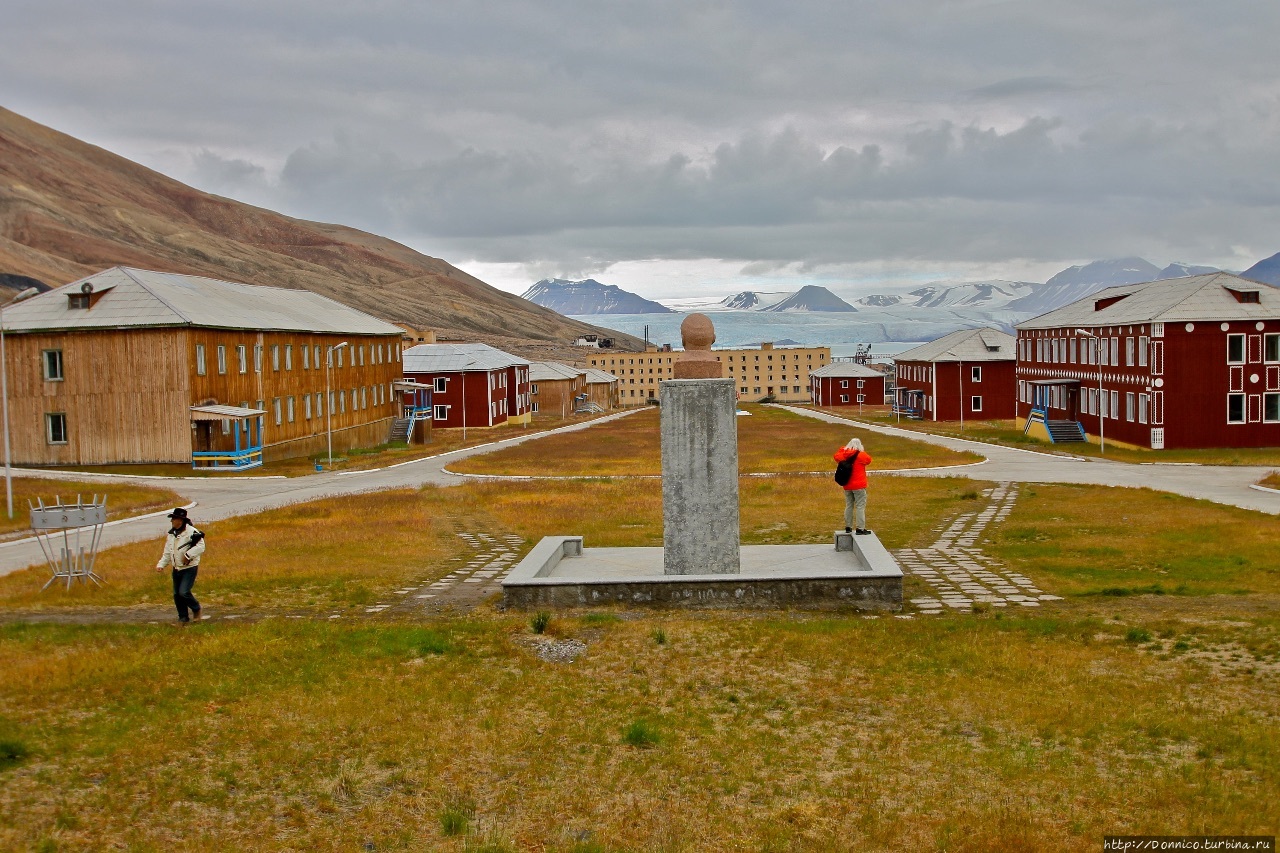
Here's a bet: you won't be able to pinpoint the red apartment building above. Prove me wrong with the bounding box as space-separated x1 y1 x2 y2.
810 362 889 407
402 343 531 430
1015 273 1280 449
893 328 1017 421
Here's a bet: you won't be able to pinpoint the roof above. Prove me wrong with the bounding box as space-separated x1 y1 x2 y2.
190 404 266 421
1 267 403 336
895 327 1016 363
402 343 530 373
528 361 584 382
809 362 884 379
1017 273 1280 330
582 368 618 384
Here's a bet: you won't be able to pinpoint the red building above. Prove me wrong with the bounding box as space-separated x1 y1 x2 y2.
893 328 1017 421
1015 273 1280 449
402 343 531 430
809 362 889 407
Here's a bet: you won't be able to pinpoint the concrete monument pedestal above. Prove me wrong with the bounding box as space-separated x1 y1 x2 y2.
501 313 903 611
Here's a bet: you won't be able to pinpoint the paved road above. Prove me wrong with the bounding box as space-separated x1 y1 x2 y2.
776 405 1280 516
0 410 643 576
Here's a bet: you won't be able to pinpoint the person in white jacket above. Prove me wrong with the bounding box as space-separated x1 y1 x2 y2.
156 507 206 624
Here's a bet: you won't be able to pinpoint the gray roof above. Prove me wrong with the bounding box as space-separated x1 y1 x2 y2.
895 327 1016 363
1017 273 1280 329
528 361 584 382
582 367 618 384
809 362 885 379
402 343 530 373
1 267 402 336
190 404 266 421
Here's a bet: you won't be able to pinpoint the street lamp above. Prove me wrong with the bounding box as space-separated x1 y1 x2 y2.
325 341 349 469
2 287 40 519
1075 329 1104 455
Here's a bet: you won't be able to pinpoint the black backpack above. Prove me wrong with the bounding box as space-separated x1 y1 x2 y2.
834 451 858 486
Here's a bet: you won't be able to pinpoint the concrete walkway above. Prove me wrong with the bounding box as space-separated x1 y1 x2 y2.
0 409 643 576
775 405 1280 516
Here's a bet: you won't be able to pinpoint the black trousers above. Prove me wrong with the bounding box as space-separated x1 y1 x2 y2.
172 567 200 621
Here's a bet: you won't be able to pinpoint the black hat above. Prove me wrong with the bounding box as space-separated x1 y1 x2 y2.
167 507 189 520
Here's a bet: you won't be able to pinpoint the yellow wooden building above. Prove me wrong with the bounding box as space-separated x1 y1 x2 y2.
2 267 405 468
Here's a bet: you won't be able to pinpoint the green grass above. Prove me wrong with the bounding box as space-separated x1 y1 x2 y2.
0 614 1276 850
983 483 1280 597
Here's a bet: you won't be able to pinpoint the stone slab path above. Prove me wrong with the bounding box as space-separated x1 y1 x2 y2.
894 481 1063 615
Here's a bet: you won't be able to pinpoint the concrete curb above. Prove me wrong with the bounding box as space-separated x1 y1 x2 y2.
9 468 284 482
441 459 990 481
0 500 199 550
1250 483 1280 495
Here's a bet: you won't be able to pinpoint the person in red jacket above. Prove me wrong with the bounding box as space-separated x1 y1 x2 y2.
833 438 873 535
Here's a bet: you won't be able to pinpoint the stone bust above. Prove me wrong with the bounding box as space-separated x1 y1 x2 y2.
673 313 726 379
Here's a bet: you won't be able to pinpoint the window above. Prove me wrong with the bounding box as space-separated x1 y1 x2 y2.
1265 393 1280 423
314 346 322 368
1138 337 1148 367
434 405 449 420
45 413 68 444
857 380 865 388
1138 393 1149 424
316 392 324 418
856 394 865 403
303 345 311 370
361 387 368 409
287 396 295 423
840 380 849 388
1125 392 1135 422
1227 334 1245 364
839 394 849 403
971 366 981 382
273 398 282 425
42 349 64 381
271 345 280 371
337 347 344 368
285 345 293 370
1110 390 1119 419
237 345 247 374
1125 337 1135 366
254 345 263 373
339 391 347 413
1265 334 1279 363
68 293 90 310
531 382 539 394
1228 393 1246 423
1109 337 1119 366
531 402 540 413
305 395 313 420
217 345 227 375
971 396 982 412
1069 338 1077 364
195 345 206 376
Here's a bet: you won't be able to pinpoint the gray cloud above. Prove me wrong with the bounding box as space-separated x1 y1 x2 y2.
2 0 1279 284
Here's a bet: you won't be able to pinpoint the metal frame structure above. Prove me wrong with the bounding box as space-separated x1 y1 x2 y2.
31 495 108 591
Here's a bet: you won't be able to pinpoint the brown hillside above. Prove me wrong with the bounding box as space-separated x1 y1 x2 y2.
0 106 639 347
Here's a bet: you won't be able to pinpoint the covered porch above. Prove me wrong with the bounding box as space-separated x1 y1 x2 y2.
190 405 267 470
893 388 925 419
1022 379 1086 443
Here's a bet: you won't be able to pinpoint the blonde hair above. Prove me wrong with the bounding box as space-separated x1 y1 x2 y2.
845 437 864 451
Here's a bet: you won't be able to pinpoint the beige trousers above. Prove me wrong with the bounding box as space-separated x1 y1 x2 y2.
844 489 867 530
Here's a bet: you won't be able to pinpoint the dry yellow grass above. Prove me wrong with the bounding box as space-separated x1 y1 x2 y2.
1259 471 1280 489
452 404 980 476
0 607 1275 851
0 477 182 539
0 475 972 611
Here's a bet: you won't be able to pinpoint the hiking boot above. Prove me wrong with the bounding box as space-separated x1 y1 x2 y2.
845 527 853 534
855 529 872 536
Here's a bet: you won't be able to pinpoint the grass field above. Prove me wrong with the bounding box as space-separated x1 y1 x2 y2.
0 475 975 611
0 477 182 540
828 408 1280 467
1260 471 1280 489
452 404 980 477
0 607 1276 851
2 412 1279 850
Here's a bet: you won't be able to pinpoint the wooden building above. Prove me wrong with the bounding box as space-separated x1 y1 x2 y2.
809 362 889 407
894 328 1017 421
2 267 405 467
528 361 587 419
582 368 619 411
583 341 830 405
1015 273 1280 449
401 343 531 430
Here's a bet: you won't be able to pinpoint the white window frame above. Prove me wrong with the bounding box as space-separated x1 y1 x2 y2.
1227 333 1246 364
217 345 227 375
237 345 247 374
303 345 311 370
287 396 295 423
1227 392 1246 424
434 404 449 420
971 396 982 412
285 345 293 370
273 398 282 426
45 412 68 445
42 349 64 382
271 344 280 371
1264 392 1280 423
971 366 981 383
195 344 206 377
1265 333 1279 364
305 394 313 420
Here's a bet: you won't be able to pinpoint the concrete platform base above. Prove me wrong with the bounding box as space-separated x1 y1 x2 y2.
502 532 903 610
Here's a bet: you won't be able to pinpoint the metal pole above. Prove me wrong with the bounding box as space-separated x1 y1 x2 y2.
462 368 467 442
326 348 333 468
1 303 11 519
958 357 964 432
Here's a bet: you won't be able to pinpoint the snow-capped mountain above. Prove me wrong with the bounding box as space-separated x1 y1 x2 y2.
761 285 857 312
1160 262 1220 279
522 279 673 314
719 291 793 310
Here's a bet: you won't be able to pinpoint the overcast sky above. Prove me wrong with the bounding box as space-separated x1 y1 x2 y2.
4 0 1279 298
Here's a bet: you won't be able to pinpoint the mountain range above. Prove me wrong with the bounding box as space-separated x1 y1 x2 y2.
521 279 673 314
0 107 637 346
